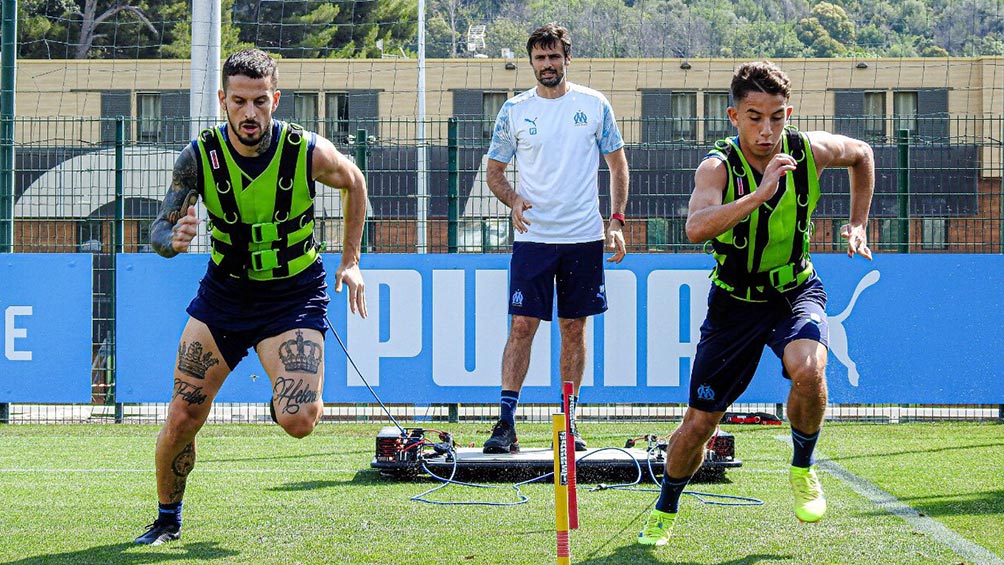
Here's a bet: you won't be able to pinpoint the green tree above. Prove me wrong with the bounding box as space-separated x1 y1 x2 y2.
729 21 808 58
232 0 417 59
17 0 75 58
811 2 855 45
160 0 253 59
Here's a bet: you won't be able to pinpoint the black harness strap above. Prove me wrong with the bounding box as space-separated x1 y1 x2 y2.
711 142 753 289
200 128 248 275
787 129 811 268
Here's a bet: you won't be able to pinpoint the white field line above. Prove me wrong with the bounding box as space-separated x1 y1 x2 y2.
775 435 1004 565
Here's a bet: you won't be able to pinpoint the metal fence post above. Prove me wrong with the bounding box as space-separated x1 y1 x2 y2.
353 129 371 252
447 118 459 254
113 118 125 423
447 118 460 421
897 128 910 254
0 0 16 253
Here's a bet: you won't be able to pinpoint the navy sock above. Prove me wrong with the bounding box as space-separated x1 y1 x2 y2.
158 501 183 528
791 426 820 468
500 390 520 426
655 474 692 514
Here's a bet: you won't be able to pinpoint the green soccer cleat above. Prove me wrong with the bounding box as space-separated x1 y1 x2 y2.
790 465 827 523
637 508 676 546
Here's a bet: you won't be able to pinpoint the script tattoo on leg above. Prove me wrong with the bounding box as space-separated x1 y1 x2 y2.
173 379 208 406
169 442 195 503
273 377 318 415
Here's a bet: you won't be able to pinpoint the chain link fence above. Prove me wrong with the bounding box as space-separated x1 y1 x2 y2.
2 115 1002 424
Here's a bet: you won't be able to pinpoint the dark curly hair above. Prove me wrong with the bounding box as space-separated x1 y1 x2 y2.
730 61 791 103
526 22 571 60
222 49 279 91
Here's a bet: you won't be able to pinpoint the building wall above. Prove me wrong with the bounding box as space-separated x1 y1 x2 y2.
16 57 1004 144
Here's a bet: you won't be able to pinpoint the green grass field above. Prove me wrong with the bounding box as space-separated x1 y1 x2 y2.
0 422 1001 565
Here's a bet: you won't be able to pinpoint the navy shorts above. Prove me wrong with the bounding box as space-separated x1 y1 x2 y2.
186 258 330 371
688 275 829 412
508 240 607 321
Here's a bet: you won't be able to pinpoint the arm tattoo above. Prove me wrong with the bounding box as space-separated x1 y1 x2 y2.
151 145 200 258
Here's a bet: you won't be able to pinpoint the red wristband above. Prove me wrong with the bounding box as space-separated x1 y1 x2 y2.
610 212 626 225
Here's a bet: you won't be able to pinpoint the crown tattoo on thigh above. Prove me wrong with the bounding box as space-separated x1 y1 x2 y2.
177 341 219 379
280 330 321 373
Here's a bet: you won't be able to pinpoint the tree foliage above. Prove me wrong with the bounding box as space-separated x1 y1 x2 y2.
11 0 1004 59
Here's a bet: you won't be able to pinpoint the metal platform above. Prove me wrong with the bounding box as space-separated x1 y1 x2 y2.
371 427 742 483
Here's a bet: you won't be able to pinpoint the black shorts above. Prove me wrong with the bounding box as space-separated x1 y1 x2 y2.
186 258 330 371
508 240 607 321
688 275 829 412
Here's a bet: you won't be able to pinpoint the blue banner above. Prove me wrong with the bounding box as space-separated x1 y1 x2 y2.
0 255 92 402
116 253 1004 404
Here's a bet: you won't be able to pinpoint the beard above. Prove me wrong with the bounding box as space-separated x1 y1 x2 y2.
226 114 268 149
536 68 563 87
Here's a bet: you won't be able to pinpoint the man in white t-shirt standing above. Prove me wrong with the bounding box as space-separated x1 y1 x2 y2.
482 22 629 454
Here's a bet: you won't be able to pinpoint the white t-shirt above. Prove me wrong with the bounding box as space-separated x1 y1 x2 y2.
487 83 624 243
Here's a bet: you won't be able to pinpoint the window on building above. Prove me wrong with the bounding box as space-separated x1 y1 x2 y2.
79 219 103 253
452 89 506 147
894 91 918 136
704 92 731 141
642 90 697 144
287 92 319 132
482 92 507 139
137 93 162 143
136 220 152 253
863 91 886 141
326 93 349 142
922 218 947 250
672 92 697 142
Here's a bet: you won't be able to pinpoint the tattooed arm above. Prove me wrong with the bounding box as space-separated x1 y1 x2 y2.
151 145 201 258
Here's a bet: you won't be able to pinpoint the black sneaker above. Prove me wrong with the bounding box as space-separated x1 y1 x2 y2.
483 419 520 454
134 520 181 545
572 432 587 452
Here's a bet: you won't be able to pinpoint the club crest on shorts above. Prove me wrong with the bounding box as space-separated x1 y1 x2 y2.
511 289 524 307
696 384 716 401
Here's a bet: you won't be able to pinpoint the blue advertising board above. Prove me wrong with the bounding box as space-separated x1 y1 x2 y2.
116 253 1004 404
0 254 93 402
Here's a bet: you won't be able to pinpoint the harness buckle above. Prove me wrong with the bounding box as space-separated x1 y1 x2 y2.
768 263 798 290
251 222 280 244
250 249 280 271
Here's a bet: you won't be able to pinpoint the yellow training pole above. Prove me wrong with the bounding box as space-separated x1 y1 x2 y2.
553 414 571 565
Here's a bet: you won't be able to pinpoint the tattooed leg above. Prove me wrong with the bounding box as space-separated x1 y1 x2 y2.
154 318 229 504
168 442 195 502
258 328 326 439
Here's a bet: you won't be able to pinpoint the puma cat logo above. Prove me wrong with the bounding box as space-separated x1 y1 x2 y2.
828 270 880 386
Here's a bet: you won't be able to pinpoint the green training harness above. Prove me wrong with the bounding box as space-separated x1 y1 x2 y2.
707 127 820 301
196 122 317 280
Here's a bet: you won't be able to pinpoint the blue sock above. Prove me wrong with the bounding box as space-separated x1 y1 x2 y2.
791 426 820 468
158 501 183 528
500 390 519 426
655 474 692 514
